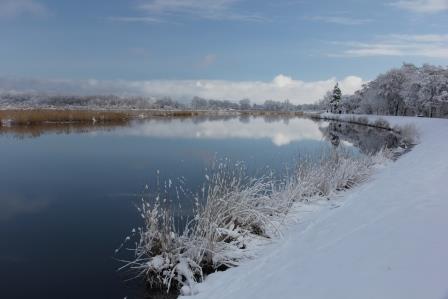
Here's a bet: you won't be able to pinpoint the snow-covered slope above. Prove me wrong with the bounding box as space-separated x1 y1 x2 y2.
188 116 448 299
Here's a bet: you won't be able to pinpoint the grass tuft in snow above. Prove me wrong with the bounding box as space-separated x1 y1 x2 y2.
394 123 420 145
118 146 393 294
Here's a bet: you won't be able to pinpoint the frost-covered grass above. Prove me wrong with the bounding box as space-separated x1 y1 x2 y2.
314 113 420 147
393 123 420 145
295 149 389 197
119 146 395 295
312 114 393 131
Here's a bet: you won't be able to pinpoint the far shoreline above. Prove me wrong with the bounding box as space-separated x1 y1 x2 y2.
0 108 305 126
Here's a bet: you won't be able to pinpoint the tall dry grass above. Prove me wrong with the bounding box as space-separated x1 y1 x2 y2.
0 109 306 127
119 147 393 295
0 122 128 138
0 109 131 125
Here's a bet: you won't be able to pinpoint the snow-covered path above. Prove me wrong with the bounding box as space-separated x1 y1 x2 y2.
188 116 448 299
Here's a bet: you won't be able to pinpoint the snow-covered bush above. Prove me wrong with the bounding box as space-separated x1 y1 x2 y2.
372 118 391 129
120 146 396 294
119 200 203 291
394 124 420 145
296 148 387 198
356 116 369 125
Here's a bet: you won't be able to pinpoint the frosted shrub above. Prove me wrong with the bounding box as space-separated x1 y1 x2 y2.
356 116 369 124
120 148 392 294
296 149 383 198
120 200 202 291
186 161 283 271
372 118 391 129
395 124 419 145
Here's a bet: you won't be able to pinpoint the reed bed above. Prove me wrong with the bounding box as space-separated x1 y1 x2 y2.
0 109 306 127
0 122 127 138
0 109 211 126
0 109 132 126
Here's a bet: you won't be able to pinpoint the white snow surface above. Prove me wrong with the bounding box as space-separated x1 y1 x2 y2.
185 116 448 299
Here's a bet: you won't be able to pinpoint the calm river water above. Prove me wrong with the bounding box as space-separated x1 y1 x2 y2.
0 115 391 298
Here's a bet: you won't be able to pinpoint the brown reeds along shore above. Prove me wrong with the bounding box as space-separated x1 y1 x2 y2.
0 109 131 125
0 109 304 126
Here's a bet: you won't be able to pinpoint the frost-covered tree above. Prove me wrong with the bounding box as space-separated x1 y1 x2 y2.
263 100 283 111
191 96 208 109
318 91 332 112
319 63 448 118
418 64 448 117
154 97 184 109
330 83 342 113
375 69 407 116
239 98 251 110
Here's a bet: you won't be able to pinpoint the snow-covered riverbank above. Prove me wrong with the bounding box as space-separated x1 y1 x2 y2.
187 116 448 299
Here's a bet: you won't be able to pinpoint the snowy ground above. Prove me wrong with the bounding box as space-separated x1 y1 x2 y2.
185 116 448 299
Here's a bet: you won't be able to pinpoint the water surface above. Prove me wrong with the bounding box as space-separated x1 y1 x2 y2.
0 116 390 298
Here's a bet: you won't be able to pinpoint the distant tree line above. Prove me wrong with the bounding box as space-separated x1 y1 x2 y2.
192 97 298 111
0 92 302 112
0 94 186 110
319 63 448 118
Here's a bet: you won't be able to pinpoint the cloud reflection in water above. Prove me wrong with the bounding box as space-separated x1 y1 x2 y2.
110 117 325 147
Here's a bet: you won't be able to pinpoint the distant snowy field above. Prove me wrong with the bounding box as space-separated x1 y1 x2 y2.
185 116 448 299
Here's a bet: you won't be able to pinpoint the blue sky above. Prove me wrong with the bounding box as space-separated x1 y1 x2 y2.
0 0 447 103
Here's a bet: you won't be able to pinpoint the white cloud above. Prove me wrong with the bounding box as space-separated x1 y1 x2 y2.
139 0 238 14
332 34 448 58
387 34 448 42
112 0 265 22
107 16 161 23
272 74 294 87
0 75 365 105
0 0 47 19
391 0 448 13
304 15 372 25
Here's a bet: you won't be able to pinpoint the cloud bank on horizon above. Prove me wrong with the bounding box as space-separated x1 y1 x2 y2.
0 75 364 105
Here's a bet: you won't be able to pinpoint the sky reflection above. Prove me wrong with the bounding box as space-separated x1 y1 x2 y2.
108 117 325 146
